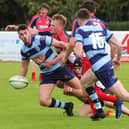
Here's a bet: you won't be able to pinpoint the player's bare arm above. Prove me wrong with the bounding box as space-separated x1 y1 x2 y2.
5 25 18 31
108 35 123 69
74 42 83 57
60 37 75 65
5 25 38 36
109 35 122 61
51 39 68 50
19 60 30 76
44 50 65 68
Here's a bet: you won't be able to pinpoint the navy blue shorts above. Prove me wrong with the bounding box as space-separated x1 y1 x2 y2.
40 65 75 85
95 67 118 89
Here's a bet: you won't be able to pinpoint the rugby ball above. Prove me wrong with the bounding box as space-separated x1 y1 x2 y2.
9 75 29 89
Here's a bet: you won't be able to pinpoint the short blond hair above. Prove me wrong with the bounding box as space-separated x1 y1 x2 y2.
52 14 67 27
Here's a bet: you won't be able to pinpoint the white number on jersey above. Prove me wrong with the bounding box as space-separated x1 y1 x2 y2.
89 32 105 49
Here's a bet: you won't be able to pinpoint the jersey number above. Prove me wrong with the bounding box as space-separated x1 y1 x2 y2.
89 32 105 49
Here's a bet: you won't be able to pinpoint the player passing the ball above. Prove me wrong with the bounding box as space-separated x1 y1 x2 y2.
17 24 87 117
16 24 106 120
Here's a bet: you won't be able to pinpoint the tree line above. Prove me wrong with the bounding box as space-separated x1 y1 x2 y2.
1 0 129 30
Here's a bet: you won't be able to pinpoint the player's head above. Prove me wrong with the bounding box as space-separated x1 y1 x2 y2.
73 58 82 78
17 24 31 46
39 3 49 17
75 8 90 26
50 14 67 35
80 0 96 14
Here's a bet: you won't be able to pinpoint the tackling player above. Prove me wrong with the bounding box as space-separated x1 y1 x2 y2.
17 24 83 116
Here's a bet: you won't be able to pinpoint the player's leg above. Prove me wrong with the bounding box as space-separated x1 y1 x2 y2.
95 87 117 103
56 80 65 89
39 84 55 106
65 76 86 98
39 84 73 116
31 61 37 82
95 69 123 119
39 67 75 116
104 101 129 116
107 80 129 118
77 103 93 117
80 68 105 120
108 80 129 102
121 105 129 116
39 72 42 82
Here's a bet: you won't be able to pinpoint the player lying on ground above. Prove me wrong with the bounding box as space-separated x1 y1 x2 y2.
56 57 129 118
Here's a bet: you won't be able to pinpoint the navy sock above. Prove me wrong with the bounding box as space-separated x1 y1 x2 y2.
49 98 68 109
86 86 102 110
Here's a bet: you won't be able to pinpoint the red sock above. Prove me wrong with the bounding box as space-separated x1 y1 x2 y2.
88 98 96 114
39 73 42 81
31 72 35 82
96 89 117 102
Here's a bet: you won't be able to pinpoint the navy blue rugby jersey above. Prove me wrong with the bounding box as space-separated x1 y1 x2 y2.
21 35 61 73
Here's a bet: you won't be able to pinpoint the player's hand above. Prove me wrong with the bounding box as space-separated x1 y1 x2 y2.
28 27 38 35
5 25 18 31
113 59 120 70
44 60 55 68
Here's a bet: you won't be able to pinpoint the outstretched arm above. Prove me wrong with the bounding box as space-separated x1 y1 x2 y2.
5 25 38 35
19 60 30 76
60 37 76 65
51 38 68 50
5 25 18 31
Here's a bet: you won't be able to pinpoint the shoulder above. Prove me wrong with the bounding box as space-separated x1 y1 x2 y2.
77 25 90 32
91 16 108 28
21 44 28 54
73 19 78 24
47 16 52 20
58 30 69 42
31 14 40 20
72 19 79 27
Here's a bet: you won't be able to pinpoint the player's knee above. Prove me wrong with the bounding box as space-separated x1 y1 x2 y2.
39 97 50 107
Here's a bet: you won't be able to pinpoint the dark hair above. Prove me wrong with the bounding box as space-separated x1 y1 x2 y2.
17 24 28 32
81 0 96 13
52 14 67 27
40 3 49 10
73 58 82 67
75 8 90 20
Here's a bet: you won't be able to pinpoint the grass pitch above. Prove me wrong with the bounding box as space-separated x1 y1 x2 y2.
0 62 129 129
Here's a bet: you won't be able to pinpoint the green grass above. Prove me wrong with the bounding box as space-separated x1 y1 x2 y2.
0 62 129 129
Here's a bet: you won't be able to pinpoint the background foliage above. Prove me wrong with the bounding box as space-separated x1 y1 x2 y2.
0 0 129 30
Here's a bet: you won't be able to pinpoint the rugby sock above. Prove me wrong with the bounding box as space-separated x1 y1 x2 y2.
31 72 35 82
97 91 117 102
39 73 42 81
86 86 102 110
49 98 69 109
